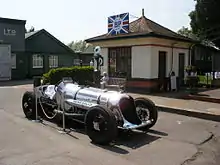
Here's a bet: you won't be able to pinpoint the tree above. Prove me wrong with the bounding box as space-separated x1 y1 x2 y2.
68 40 93 52
177 26 199 40
25 26 35 33
189 0 220 46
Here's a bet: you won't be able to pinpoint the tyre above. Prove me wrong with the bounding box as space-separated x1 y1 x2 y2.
22 91 38 120
134 97 158 131
84 106 118 145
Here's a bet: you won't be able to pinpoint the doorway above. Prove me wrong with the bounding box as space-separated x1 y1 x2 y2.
158 51 167 79
158 51 167 90
179 53 185 86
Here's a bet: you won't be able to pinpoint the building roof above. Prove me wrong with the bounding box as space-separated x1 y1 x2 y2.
0 17 26 24
25 29 75 54
25 30 41 39
85 15 198 43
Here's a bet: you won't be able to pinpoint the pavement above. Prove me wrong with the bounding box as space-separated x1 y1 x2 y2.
0 81 219 164
129 93 220 122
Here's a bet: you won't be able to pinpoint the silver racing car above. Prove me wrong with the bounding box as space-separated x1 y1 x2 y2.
22 79 158 145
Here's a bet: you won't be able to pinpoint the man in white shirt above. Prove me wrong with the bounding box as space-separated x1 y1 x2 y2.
100 72 109 89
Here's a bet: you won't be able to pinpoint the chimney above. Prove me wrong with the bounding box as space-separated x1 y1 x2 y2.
142 8 145 17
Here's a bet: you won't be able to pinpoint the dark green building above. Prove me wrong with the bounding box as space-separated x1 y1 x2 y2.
0 17 78 80
25 29 77 78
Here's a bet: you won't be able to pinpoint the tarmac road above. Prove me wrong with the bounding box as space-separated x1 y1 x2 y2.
0 84 220 165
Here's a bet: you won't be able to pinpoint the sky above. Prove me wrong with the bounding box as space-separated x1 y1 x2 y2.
0 0 196 45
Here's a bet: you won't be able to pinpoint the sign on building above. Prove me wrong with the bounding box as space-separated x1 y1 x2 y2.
4 28 16 36
107 13 129 35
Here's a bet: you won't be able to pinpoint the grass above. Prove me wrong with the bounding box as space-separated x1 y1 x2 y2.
198 75 212 85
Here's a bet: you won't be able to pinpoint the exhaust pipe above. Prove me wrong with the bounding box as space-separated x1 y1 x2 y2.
54 110 85 117
121 119 153 130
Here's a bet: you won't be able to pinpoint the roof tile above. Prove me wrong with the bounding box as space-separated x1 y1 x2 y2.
86 15 196 43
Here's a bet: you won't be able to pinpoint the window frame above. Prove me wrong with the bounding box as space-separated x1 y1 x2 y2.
11 53 16 69
32 54 43 69
49 55 58 68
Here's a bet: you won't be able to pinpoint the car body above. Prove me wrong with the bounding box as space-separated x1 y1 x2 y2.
22 79 158 145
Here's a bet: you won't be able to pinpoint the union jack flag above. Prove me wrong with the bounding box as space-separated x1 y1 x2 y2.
108 13 129 35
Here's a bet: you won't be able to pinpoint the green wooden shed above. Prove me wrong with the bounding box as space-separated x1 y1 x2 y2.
25 29 77 78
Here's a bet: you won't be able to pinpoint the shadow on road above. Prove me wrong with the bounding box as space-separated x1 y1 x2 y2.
0 79 33 86
93 129 166 154
33 117 167 155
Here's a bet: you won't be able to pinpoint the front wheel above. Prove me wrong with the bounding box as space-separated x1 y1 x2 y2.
134 97 158 131
84 106 118 145
22 91 38 120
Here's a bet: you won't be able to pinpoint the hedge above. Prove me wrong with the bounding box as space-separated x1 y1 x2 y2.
42 66 94 85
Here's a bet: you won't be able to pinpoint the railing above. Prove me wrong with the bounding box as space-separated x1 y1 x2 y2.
105 77 127 91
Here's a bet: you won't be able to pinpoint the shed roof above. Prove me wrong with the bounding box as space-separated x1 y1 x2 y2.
25 29 75 54
85 15 198 43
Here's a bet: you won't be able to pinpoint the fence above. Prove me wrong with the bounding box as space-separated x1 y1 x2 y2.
197 71 220 86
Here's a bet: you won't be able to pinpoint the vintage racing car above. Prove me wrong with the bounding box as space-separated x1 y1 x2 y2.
22 78 158 145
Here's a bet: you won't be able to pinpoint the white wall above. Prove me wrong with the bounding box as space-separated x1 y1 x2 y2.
99 45 189 78
131 46 152 78
91 37 191 78
173 48 189 77
151 46 189 78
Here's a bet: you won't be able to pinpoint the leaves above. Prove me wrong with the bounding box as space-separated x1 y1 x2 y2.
177 26 200 40
189 0 220 46
42 66 94 85
68 40 93 53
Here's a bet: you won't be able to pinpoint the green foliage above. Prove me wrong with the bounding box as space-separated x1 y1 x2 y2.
198 75 212 85
189 0 220 46
177 26 201 41
68 40 94 53
185 65 197 73
42 66 94 85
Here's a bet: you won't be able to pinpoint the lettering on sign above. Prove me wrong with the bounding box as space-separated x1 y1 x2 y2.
4 28 16 36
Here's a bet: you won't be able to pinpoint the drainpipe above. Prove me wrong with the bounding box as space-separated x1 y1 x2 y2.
189 43 198 66
171 42 177 73
168 42 177 91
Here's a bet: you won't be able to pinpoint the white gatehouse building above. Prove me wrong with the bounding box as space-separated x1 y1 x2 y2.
85 9 198 93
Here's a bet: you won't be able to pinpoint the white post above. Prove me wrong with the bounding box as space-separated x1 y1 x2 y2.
58 91 67 134
33 87 40 122
62 91 66 132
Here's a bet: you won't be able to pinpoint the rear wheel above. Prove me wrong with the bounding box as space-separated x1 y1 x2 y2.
134 97 158 131
85 106 118 145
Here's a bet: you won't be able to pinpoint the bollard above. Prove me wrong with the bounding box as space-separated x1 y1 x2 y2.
33 76 42 88
62 91 66 132
93 70 101 88
33 76 42 122
58 91 67 134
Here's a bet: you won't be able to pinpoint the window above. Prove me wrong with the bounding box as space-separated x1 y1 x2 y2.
108 47 131 78
73 59 81 66
32 54 43 68
11 53 16 69
49 55 58 68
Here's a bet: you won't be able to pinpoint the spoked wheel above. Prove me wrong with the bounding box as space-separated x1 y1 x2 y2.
134 97 158 131
22 91 38 120
85 106 118 145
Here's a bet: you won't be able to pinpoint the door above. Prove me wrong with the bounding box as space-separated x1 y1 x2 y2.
179 53 185 86
158 51 167 79
0 45 11 81
158 51 167 90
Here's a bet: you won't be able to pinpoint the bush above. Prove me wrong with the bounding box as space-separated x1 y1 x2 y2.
42 66 94 85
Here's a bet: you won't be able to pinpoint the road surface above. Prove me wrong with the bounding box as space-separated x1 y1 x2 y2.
0 84 219 165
